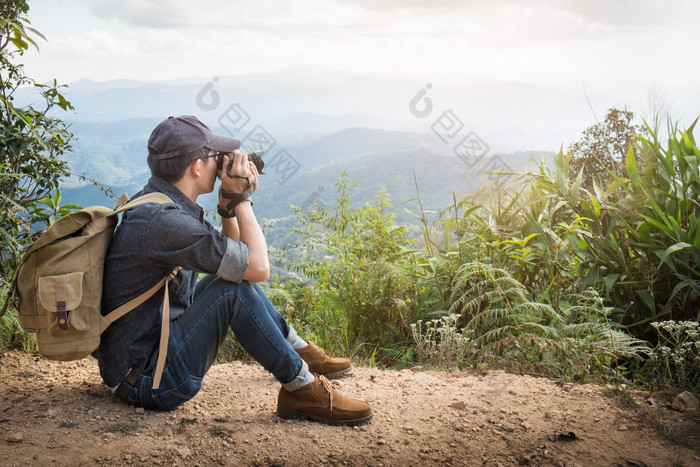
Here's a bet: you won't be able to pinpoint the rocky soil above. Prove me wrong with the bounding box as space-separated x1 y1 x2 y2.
1 350 699 466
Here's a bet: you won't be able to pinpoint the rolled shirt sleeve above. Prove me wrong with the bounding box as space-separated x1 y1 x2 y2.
216 237 250 282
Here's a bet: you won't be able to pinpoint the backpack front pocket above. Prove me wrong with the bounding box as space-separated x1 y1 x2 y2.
38 272 89 334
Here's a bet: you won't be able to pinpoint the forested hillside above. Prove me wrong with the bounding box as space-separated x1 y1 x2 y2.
59 122 543 228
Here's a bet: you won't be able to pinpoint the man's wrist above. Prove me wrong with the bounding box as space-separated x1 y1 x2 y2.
218 199 253 219
234 199 253 213
217 203 234 218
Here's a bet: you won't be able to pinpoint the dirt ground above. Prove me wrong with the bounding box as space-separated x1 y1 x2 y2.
0 350 698 467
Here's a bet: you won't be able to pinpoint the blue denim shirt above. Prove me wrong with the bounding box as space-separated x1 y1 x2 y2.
96 176 250 387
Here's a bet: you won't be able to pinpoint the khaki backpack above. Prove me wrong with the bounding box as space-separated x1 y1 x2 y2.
1 192 179 389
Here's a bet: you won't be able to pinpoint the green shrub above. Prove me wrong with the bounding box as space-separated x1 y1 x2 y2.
1 2 75 286
282 174 421 362
429 114 699 340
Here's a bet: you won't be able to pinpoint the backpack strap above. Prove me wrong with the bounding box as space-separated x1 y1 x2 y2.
153 273 173 390
112 192 174 215
113 193 130 209
103 266 180 390
87 192 175 235
103 267 180 325
109 192 178 389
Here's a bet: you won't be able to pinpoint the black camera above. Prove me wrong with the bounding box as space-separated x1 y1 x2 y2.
217 151 265 177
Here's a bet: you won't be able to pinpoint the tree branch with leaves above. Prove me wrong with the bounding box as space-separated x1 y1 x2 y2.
0 0 75 285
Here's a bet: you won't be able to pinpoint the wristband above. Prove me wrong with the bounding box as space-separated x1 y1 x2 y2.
217 204 234 218
219 186 254 218
217 199 253 219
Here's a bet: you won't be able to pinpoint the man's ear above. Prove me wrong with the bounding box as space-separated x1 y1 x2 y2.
189 158 203 178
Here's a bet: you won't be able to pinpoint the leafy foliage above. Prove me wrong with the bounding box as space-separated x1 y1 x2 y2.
278 173 420 363
0 289 36 352
263 110 695 387
568 108 644 190
441 113 700 336
561 119 699 333
448 262 648 380
28 188 82 226
0 0 74 285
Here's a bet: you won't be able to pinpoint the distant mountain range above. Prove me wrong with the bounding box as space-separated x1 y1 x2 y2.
61 123 545 230
61 124 441 186
15 66 610 234
15 65 669 155
14 66 694 276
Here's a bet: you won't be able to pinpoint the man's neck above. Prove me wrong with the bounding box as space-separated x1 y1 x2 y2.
172 179 200 204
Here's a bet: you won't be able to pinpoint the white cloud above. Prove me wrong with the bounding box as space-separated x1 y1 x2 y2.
91 0 192 28
17 0 700 103
341 0 698 26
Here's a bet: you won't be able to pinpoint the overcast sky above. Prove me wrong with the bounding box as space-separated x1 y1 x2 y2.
18 0 700 112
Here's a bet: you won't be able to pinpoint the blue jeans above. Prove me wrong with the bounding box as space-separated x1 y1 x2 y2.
127 275 309 410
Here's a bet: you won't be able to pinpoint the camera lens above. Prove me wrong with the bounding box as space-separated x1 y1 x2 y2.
247 151 265 174
219 151 266 178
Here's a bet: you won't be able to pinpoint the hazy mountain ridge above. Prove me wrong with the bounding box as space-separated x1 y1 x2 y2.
61 119 161 188
62 124 445 188
14 66 652 154
36 67 570 236
62 141 542 228
56 114 547 261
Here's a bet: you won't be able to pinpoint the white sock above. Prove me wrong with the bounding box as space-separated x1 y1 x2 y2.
299 371 315 387
291 336 308 350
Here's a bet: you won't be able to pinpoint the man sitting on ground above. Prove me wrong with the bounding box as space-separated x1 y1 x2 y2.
95 115 373 426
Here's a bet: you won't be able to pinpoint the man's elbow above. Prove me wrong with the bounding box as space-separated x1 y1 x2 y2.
244 263 270 282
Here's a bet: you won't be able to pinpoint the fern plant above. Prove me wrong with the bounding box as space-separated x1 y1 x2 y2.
0 306 37 354
448 261 648 380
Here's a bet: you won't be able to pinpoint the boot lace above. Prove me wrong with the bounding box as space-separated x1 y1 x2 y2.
318 375 334 416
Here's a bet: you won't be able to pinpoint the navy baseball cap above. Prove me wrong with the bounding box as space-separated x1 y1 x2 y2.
147 115 241 160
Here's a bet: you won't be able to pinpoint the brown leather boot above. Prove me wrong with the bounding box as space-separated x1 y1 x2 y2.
294 342 352 379
277 375 373 426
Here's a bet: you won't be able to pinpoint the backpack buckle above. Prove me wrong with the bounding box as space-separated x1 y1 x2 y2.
56 300 69 330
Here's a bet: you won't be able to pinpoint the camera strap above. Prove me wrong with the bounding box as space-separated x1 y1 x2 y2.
218 185 254 218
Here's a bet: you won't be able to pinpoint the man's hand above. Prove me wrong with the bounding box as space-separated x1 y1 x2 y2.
218 151 268 282
220 150 256 193
218 151 259 214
